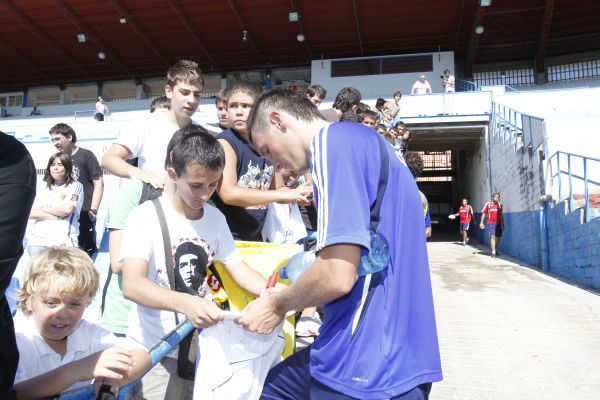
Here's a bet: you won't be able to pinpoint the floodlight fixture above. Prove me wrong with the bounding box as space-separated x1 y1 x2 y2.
480 0 492 6
119 18 127 24
77 33 86 43
288 11 299 22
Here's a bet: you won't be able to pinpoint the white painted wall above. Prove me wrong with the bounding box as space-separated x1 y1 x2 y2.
311 52 455 100
494 87 600 158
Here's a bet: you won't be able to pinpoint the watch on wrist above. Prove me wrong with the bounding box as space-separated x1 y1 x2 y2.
90 209 98 215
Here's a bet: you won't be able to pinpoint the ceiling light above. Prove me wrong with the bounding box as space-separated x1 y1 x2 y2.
119 18 127 24
77 33 86 43
297 33 305 42
288 11 299 22
475 25 484 34
242 30 248 43
98 52 106 60
480 0 492 6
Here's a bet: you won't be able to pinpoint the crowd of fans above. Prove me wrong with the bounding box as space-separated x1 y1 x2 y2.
1 60 458 399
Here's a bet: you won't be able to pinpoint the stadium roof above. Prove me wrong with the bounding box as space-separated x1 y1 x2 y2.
1 0 599 91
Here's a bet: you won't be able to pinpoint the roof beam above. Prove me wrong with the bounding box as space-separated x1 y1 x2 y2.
466 4 486 78
0 0 84 70
108 0 170 67
536 0 555 72
351 0 364 56
0 38 52 82
166 0 218 69
454 0 466 49
52 0 134 79
226 0 264 64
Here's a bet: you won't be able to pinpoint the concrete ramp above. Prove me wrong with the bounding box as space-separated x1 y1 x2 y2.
429 241 600 400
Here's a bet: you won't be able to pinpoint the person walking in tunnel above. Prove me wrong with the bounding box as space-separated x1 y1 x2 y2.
454 198 474 245
480 193 503 257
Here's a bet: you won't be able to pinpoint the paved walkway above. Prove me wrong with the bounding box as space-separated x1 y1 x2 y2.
429 240 600 400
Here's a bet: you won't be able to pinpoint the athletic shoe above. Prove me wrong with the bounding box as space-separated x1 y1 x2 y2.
462 241 466 246
296 316 322 337
465 237 470 244
491 251 497 258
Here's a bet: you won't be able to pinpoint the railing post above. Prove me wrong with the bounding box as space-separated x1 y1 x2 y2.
567 154 573 212
584 158 589 223
557 154 562 201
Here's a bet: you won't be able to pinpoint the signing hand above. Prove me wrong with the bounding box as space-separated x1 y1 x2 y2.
237 295 284 334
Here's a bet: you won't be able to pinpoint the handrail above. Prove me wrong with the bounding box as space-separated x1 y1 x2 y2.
56 319 195 400
491 102 545 153
548 151 600 223
456 79 479 92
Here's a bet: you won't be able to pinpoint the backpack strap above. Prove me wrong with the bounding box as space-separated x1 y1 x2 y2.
151 198 179 324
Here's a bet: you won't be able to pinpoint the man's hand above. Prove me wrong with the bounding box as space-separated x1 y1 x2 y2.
88 210 97 222
237 295 284 334
181 295 224 328
133 169 165 189
480 223 485 229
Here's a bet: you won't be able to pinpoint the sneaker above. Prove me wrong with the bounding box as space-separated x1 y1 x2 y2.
296 316 322 337
465 237 470 244
491 251 497 258
462 241 466 246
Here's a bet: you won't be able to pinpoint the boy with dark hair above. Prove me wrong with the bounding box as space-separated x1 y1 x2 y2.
102 59 205 189
404 152 431 238
243 90 441 399
149 96 171 113
121 125 269 399
382 90 402 126
361 109 379 128
215 88 230 130
49 123 103 257
305 84 327 106
332 87 361 113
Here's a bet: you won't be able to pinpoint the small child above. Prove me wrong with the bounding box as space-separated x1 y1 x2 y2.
13 246 148 399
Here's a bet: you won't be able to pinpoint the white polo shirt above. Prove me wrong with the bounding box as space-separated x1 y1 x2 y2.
14 314 120 393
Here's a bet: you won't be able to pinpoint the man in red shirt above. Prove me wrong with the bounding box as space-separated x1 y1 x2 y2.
480 193 503 257
454 198 474 245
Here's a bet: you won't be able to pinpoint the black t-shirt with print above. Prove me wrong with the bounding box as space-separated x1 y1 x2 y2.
211 129 274 241
70 147 102 211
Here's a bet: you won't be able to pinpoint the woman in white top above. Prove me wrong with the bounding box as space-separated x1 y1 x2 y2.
27 152 84 256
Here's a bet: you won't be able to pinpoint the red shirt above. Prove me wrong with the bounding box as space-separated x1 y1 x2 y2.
458 205 474 224
482 202 502 224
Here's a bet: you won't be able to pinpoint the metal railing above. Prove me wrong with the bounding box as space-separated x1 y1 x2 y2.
490 103 545 153
57 320 195 400
456 79 479 92
548 151 600 223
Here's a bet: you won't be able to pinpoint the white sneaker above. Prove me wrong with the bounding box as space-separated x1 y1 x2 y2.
462 241 466 246
296 316 322 337
465 237 470 244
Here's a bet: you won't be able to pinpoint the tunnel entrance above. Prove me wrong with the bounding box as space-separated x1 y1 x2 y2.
403 115 489 242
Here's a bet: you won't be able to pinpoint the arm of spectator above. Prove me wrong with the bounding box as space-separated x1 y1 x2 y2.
102 144 165 189
88 175 104 221
29 208 59 221
122 257 223 328
237 244 360 334
109 229 124 273
216 139 311 207
319 108 341 122
41 203 77 218
13 347 149 399
223 260 268 297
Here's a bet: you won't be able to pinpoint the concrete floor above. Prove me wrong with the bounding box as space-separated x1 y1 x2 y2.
428 239 600 400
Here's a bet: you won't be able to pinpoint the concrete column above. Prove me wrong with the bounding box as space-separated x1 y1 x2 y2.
535 71 548 85
136 84 145 100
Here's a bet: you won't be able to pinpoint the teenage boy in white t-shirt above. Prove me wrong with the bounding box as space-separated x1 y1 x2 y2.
120 125 268 400
101 60 204 189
